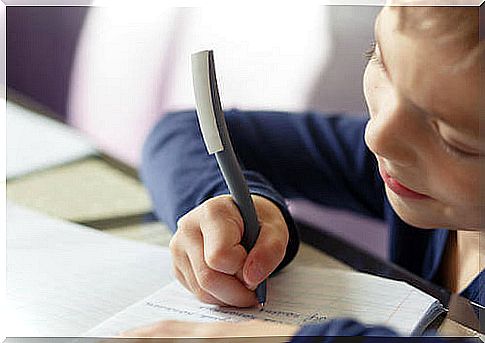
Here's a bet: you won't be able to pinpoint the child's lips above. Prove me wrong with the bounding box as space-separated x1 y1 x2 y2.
379 167 430 200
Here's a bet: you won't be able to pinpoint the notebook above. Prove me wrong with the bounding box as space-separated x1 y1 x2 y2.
86 265 445 337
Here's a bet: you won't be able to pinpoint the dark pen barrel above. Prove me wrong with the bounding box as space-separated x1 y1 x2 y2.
215 150 260 248
256 279 267 306
215 146 267 307
206 49 267 307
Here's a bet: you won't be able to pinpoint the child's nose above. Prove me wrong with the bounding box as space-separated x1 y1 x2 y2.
364 102 418 167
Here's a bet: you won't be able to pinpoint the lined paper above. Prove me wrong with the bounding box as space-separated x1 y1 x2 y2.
87 266 441 337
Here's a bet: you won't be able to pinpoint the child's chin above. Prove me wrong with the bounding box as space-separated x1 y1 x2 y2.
388 192 483 230
386 193 443 229
397 213 440 229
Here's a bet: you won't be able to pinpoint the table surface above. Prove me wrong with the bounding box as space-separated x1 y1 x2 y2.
6 147 481 338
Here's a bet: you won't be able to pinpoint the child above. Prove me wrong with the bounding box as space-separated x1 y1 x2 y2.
133 3 483 339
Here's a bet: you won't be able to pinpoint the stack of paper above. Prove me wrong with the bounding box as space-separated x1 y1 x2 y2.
6 101 96 179
7 158 152 223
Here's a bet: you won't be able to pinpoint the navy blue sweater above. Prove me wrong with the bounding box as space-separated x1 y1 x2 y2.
140 110 483 339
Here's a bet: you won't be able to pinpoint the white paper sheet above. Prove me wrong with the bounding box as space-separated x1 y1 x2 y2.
6 202 174 337
6 101 97 179
87 266 441 337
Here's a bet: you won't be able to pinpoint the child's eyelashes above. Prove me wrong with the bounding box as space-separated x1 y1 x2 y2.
364 40 387 73
363 40 376 62
439 138 480 160
432 121 480 160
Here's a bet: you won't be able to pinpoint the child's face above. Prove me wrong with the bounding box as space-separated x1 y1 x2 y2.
363 7 483 230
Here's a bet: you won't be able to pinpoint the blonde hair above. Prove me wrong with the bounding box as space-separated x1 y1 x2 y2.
392 6 484 72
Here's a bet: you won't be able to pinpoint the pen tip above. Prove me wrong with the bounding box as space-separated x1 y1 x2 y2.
259 302 265 311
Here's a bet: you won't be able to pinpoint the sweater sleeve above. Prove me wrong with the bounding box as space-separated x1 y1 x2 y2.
140 109 385 270
292 319 398 341
291 318 472 342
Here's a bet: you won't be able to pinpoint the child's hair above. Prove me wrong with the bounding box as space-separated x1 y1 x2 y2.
390 5 484 72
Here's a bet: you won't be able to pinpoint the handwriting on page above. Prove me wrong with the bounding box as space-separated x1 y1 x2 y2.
145 301 327 325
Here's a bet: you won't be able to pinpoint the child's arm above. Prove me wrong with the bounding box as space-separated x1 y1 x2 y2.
292 318 400 339
141 109 384 232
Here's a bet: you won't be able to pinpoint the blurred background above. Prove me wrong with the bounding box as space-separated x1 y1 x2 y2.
7 4 380 165
6 4 390 259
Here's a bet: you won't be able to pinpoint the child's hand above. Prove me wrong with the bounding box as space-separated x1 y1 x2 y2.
170 194 289 307
120 319 299 338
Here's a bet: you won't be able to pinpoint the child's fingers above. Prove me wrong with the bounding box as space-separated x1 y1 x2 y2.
170 228 225 306
184 230 257 307
199 214 247 275
242 221 289 288
176 256 226 306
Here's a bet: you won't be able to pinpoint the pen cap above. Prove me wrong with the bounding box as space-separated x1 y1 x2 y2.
191 50 224 155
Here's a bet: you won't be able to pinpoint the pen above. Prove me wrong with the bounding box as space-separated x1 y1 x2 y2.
191 50 266 309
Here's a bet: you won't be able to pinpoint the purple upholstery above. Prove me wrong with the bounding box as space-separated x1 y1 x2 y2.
288 199 389 259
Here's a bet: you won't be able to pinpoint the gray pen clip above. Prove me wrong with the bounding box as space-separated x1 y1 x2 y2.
191 50 266 307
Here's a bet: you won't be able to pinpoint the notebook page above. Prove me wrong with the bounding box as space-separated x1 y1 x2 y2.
86 266 441 337
6 202 174 337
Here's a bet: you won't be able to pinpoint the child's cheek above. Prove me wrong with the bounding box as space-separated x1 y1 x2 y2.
427 157 482 228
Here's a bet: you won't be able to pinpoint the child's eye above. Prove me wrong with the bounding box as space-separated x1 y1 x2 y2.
439 138 480 159
432 122 481 159
363 40 386 73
